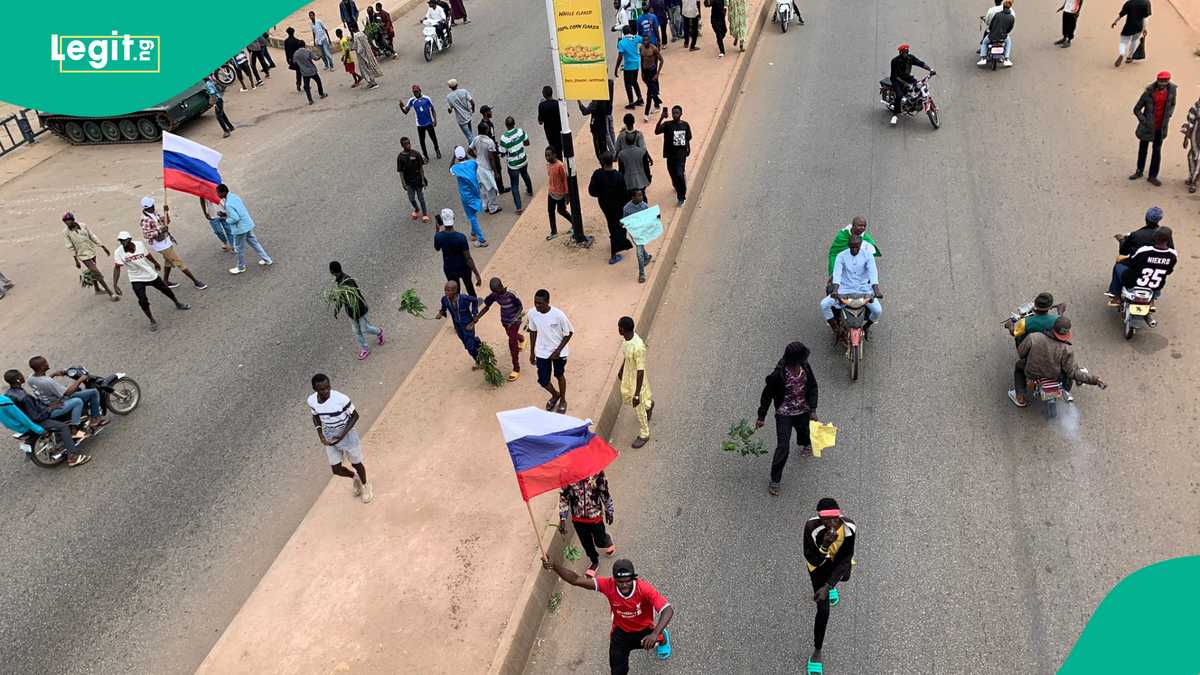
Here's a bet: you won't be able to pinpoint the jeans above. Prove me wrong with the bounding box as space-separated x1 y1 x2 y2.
771 412 811 484
457 120 475 143
820 295 882 321
635 244 650 281
350 314 382 349
572 520 611 565
1108 263 1130 296
621 69 642 105
404 180 428 214
208 218 231 245
418 124 441 159
39 418 79 454
453 322 481 359
507 166 533 210
301 74 326 103
666 156 687 200
50 397 84 427
213 99 235 132
232 230 272 270
668 5 683 38
1137 128 1164 179
71 389 102 419
979 35 1012 59
318 41 335 68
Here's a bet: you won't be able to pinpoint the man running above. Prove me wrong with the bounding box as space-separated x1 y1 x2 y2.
468 277 525 381
803 497 857 674
111 231 191 332
542 557 673 673
308 373 373 503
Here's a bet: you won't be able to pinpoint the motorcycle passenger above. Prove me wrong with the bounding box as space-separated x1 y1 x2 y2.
771 0 804 25
1009 318 1104 407
425 0 449 44
827 216 880 278
1115 206 1173 257
1106 226 1177 305
821 235 882 334
3 370 92 466
1010 292 1059 345
25 356 109 432
978 0 1015 67
888 44 935 126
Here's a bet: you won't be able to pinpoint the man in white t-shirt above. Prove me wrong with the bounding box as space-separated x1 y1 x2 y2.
526 289 574 414
111 231 191 332
138 196 207 291
308 373 372 503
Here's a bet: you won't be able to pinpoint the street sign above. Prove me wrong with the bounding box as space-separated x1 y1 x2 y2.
551 0 609 100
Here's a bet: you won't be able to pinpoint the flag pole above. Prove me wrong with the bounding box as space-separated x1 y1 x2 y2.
525 501 549 559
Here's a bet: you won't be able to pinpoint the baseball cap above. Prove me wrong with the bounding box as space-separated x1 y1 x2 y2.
140 196 155 209
440 208 455 226
1034 292 1054 310
447 78 458 87
1145 206 1163 223
453 146 467 160
1052 317 1072 341
897 43 909 52
1156 70 1171 80
116 230 133 241
612 559 637 580
61 212 75 222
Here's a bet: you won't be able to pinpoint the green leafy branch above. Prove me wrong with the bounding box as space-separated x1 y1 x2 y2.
79 269 101 288
721 418 766 456
321 281 364 319
476 342 505 387
398 288 433 319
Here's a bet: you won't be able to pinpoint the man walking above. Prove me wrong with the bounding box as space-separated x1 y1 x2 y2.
336 29 363 87
803 498 858 674
1055 0 1082 47
468 277 525 381
401 84 442 160
681 0 701 50
1111 0 1150 67
139 197 207 291
291 42 327 104
340 0 361 32
654 105 691 206
110 231 191 332
617 135 652 197
216 183 274 274
545 146 574 241
351 28 382 89
434 208 482 297
204 75 235 137
527 289 573 414
470 122 503 214
1183 95 1200 193
640 36 663 120
617 316 653 448
436 279 482 364
538 85 563 157
1130 72 1177 187
398 137 430 222
541 557 673 672
622 189 655 283
578 95 615 163
499 116 535 212
558 471 616 578
589 152 635 264
328 261 384 360
478 106 507 194
450 146 488 246
614 27 644 110
446 79 477 142
62 212 117 300
310 11 337 70
755 341 819 496
283 27 306 92
308 373 373 503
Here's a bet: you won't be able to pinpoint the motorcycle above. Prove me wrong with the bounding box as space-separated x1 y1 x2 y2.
212 59 237 89
834 293 875 381
978 18 1007 70
1111 234 1160 341
879 73 939 129
11 367 141 468
775 0 793 32
423 18 451 62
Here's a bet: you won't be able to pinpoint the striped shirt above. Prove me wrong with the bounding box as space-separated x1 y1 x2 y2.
484 289 524 327
308 390 356 438
498 127 529 170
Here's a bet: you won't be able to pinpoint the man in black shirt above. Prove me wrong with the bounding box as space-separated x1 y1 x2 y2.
1111 0 1150 67
433 208 481 297
537 85 563 158
654 105 692 206
397 137 429 222
1116 206 1173 256
888 44 934 125
1107 226 1177 301
283 28 306 92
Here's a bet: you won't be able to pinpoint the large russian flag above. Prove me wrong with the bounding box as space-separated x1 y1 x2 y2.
162 132 222 203
497 407 619 501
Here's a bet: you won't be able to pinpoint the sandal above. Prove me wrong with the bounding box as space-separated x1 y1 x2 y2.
828 587 839 606
806 659 823 674
768 483 781 496
546 396 560 411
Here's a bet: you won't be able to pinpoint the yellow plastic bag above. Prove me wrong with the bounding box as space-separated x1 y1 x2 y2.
809 420 837 458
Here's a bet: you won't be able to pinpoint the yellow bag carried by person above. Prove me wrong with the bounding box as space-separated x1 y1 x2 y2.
809 420 837 458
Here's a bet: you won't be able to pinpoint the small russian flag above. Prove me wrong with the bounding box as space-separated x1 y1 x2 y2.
162 131 222 203
497 407 619 501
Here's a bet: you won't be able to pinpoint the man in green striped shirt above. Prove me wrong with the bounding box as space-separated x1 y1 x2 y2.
499 116 535 213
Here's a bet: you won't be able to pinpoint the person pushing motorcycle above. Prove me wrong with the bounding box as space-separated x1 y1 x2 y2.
889 44 934 126
1008 317 1105 407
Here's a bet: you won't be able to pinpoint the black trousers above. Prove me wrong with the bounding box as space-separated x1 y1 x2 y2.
771 412 810 484
418 124 441 159
666 156 687 200
235 61 259 88
249 51 271 79
622 69 642 105
1061 11 1078 39
301 74 326 103
610 627 657 675
684 16 701 48
213 99 234 132
643 73 661 115
293 66 302 89
891 78 913 114
1137 128 1165 179
810 566 850 652
656 17 669 45
548 194 571 234
590 127 609 163
572 520 612 565
444 270 476 297
130 277 179 319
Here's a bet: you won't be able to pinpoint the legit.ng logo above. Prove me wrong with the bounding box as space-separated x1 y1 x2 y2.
50 31 160 73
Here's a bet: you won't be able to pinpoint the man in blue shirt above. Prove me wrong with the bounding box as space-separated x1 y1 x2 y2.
436 279 481 363
217 183 274 275
820 235 882 332
637 3 661 45
401 84 442 160
613 27 644 109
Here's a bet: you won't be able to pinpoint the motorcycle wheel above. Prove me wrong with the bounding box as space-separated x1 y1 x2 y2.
849 344 861 381
927 108 940 129
991 58 997 71
424 42 433 62
107 377 142 415
216 63 236 87
29 434 66 468
781 16 788 32
1123 323 1136 340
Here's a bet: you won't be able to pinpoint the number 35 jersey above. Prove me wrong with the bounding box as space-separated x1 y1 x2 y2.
1121 245 1179 291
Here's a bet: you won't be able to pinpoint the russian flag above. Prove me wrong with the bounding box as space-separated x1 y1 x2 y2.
162 132 222 203
497 407 619 501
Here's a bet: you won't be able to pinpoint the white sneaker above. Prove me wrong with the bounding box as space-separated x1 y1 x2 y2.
258 259 274 266
1002 59 1013 67
352 477 363 496
976 59 987 66
228 266 245 274
889 115 898 125
361 482 374 504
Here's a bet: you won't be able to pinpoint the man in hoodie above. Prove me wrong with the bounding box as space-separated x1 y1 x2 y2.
802 497 857 675
755 341 819 496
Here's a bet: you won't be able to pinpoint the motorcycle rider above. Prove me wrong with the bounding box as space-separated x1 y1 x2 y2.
3 370 93 466
425 0 450 45
1106 226 1177 305
821 234 882 334
25 356 109 433
888 44 935 126
827 216 880 277
978 0 1015 67
1009 292 1059 345
1009 318 1104 407
771 0 804 25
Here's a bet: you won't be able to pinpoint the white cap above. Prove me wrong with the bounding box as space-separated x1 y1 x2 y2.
140 196 155 209
453 146 466 160
116 230 133 240
440 208 455 226
447 78 458 87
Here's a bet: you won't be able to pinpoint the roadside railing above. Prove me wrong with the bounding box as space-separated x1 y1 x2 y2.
0 109 47 157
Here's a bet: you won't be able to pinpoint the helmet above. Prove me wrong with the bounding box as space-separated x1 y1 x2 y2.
897 43 910 53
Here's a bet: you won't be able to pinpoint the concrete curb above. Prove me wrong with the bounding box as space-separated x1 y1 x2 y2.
486 3 773 674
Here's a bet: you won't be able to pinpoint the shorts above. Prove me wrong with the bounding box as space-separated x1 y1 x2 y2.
536 357 567 386
344 62 357 75
324 430 364 465
157 245 188 271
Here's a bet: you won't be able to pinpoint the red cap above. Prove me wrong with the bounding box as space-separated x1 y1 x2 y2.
898 43 909 52
1157 70 1171 80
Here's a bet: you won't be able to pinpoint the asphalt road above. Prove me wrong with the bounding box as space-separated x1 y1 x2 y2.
0 4 562 673
527 2 1200 673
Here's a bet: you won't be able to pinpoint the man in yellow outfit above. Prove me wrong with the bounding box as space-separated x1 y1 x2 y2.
617 316 653 448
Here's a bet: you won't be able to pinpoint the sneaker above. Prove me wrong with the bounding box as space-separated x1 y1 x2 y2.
175 303 191 311
1064 391 1075 403
377 327 385 345
1002 59 1013 67
889 115 898 125
166 281 181 289
1007 389 1027 408
1053 38 1066 45
67 453 92 467
353 476 363 496
229 266 246 274
632 436 649 448
258 259 274 266
320 93 328 98
194 281 208 290
976 59 987 66
357 348 370 360
222 131 231 138
149 321 159 332
1114 54 1124 68
361 482 374 503
585 562 598 578
476 240 489 248
507 370 521 382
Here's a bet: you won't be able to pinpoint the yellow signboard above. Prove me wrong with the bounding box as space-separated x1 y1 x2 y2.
553 0 609 100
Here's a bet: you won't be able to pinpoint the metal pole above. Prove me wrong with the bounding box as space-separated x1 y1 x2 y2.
544 0 591 245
